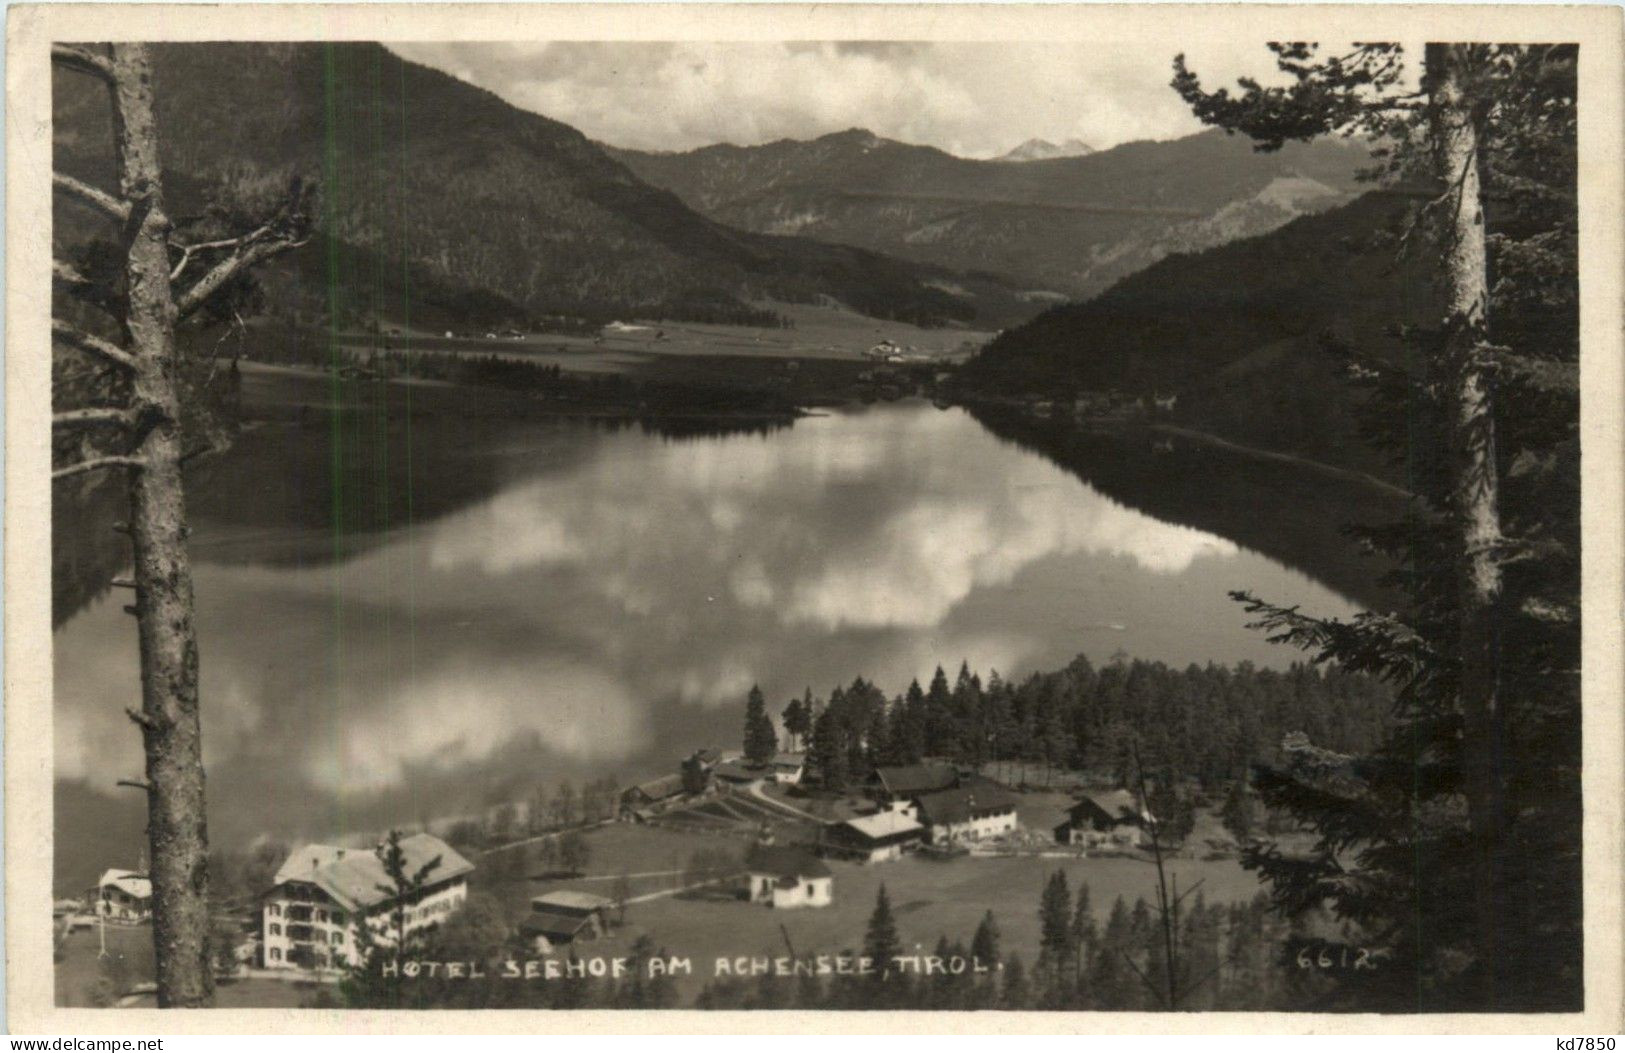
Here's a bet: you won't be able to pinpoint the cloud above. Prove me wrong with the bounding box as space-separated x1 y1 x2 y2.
779 484 1236 631
313 660 648 793
412 404 1238 635
387 40 1335 156
53 402 1354 831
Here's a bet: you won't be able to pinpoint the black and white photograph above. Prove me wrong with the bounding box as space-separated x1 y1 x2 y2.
8 1 1623 1033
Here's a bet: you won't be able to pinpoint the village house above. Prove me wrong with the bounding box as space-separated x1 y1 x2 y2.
822 808 925 863
260 833 473 972
744 846 833 909
88 869 151 923
868 763 961 804
1053 789 1156 848
912 778 1020 845
519 890 613 953
620 773 686 819
767 752 806 785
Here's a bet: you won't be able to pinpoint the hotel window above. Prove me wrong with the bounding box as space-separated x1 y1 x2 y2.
268 904 280 917
270 948 281 962
269 923 281 936
333 912 346 925
331 932 342 945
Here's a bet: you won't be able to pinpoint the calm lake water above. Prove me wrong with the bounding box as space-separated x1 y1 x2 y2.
53 400 1360 887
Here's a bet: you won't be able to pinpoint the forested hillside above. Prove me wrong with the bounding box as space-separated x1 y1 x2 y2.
955 190 1431 478
52 43 1022 330
610 127 1368 296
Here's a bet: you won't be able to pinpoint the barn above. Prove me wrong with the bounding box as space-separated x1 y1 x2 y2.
520 890 613 952
823 809 925 863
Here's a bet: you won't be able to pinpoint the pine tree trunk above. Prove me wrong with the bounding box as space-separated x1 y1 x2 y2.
1426 42 1505 1003
108 43 214 1008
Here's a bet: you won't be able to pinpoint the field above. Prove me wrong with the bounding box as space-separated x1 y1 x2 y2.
510 805 1267 1002
54 796 1269 1008
55 923 155 1008
55 922 315 1009
358 300 992 368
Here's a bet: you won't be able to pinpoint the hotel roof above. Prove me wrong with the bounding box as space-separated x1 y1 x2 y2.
270 834 473 911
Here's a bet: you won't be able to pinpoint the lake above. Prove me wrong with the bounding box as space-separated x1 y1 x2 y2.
52 397 1363 890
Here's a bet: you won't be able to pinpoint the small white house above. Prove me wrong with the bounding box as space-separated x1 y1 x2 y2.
767 753 806 785
745 847 833 909
88 870 151 922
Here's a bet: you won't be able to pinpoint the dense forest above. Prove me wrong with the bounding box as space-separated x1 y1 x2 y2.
794 655 1390 794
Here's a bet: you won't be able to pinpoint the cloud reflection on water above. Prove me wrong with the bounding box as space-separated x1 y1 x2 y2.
54 403 1350 848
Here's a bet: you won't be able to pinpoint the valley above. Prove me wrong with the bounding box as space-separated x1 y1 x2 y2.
610 127 1370 297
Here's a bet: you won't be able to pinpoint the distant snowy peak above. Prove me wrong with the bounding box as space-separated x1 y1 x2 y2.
995 137 1096 162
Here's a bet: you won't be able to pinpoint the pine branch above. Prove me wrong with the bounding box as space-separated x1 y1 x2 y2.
53 406 133 429
1489 351 1578 395
52 173 130 224
52 319 138 372
52 455 143 481
173 232 309 319
50 44 115 82
1228 591 1436 685
52 259 122 315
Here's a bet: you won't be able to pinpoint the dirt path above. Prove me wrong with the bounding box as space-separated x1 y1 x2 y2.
560 869 687 882
624 873 746 905
745 781 825 823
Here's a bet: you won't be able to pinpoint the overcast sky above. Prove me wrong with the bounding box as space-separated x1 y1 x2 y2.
387 41 1333 157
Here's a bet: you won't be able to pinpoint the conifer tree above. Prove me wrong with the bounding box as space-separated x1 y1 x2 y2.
1220 779 1257 845
809 705 848 791
970 909 1001 965
781 693 810 752
743 684 778 764
51 41 310 1006
1070 881 1098 997
1036 869 1074 1007
1175 42 1581 1010
862 884 905 1006
970 910 1002 1009
1000 953 1031 1010
339 831 443 1009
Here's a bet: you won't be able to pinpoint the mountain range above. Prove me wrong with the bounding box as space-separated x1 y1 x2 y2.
52 43 1027 332
995 137 1096 162
609 128 1374 299
52 42 1388 346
